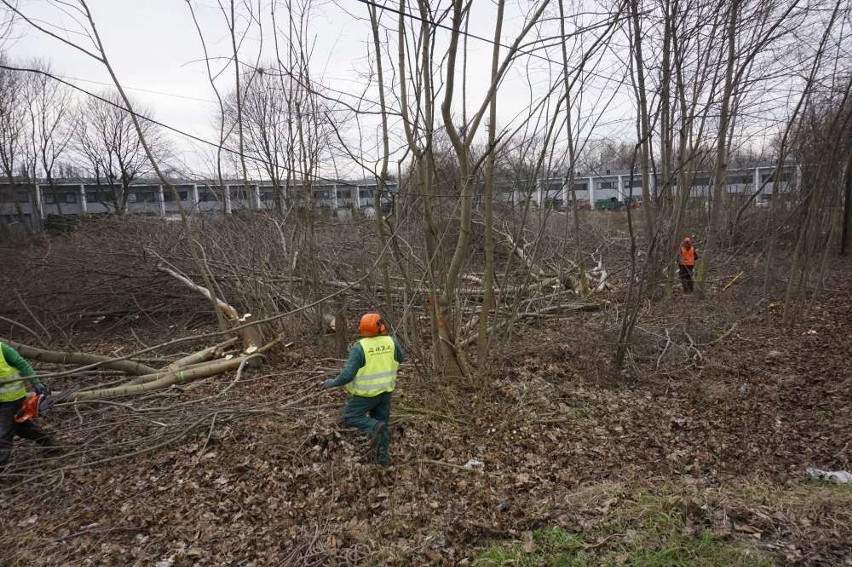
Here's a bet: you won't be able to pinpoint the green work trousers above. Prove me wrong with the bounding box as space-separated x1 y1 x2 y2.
342 391 392 465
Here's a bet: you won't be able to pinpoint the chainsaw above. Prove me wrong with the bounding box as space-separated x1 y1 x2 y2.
13 385 80 424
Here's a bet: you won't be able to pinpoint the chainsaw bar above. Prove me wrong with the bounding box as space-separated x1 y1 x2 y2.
38 384 81 412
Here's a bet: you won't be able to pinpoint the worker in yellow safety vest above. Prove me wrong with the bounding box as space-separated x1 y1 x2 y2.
0 342 60 467
323 313 404 466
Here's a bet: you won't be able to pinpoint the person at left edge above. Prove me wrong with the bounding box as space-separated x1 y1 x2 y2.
0 341 60 467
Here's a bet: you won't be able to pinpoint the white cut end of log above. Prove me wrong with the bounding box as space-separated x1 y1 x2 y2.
244 346 259 354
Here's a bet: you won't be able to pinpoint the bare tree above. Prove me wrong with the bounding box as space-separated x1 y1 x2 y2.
435 0 551 377
0 56 32 229
0 2 16 50
72 90 164 214
228 69 292 212
22 59 74 215
224 62 335 214
626 0 656 242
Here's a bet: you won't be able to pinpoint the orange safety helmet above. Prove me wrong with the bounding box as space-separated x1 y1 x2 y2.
682 236 692 245
358 312 388 337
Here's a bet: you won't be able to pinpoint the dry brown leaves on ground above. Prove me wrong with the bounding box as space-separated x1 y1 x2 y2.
1 263 850 566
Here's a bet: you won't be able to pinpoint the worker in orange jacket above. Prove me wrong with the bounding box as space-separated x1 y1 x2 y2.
676 237 698 292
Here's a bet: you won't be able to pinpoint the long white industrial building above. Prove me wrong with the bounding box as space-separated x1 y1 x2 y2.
0 164 797 229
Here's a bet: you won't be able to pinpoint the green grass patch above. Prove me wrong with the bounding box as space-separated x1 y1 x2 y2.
474 528 772 567
622 532 774 566
473 528 590 567
473 481 852 566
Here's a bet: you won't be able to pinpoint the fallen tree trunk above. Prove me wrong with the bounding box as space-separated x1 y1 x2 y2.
498 222 548 278
459 302 600 348
167 337 239 370
156 263 264 353
0 337 158 376
125 338 240 386
72 355 254 400
71 334 286 400
518 302 602 317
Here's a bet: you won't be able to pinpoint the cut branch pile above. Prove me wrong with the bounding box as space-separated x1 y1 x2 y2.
0 333 280 401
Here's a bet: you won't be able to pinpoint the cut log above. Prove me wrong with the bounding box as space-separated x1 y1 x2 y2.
168 337 238 369
156 263 264 353
72 356 251 400
126 338 241 386
0 337 158 376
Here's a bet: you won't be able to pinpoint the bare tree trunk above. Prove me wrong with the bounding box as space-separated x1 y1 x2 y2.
224 0 251 215
842 147 852 255
439 0 549 377
628 0 656 243
0 337 157 375
368 3 395 325
613 148 653 377
397 0 444 371
558 0 587 295
45 0 250 342
696 0 738 296
475 0 505 371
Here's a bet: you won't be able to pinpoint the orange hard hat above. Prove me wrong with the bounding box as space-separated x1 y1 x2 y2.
683 237 692 244
358 312 387 337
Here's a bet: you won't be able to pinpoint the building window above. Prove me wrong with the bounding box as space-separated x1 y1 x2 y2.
18 191 30 203
728 176 752 185
163 190 188 202
598 181 614 190
359 189 372 199
65 192 77 204
86 189 113 202
762 172 789 183
133 191 156 203
338 189 352 199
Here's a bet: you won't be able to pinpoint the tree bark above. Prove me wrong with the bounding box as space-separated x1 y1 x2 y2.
0 338 158 376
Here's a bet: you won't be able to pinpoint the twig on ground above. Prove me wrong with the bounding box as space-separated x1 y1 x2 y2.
15 290 52 343
0 315 48 347
656 328 672 369
416 458 486 473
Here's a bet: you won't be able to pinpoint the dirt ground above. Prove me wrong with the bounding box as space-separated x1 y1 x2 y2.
0 256 850 566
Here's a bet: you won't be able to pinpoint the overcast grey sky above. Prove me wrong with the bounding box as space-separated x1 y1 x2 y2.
2 0 645 177
3 0 805 180
1 4 499 165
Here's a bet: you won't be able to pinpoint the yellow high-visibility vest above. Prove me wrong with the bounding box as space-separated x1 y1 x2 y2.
344 336 399 397
0 343 27 402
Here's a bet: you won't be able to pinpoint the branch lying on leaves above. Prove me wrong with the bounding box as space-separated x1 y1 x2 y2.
0 337 158 376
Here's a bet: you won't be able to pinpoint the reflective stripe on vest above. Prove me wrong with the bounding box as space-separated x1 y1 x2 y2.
344 336 399 397
0 344 27 402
